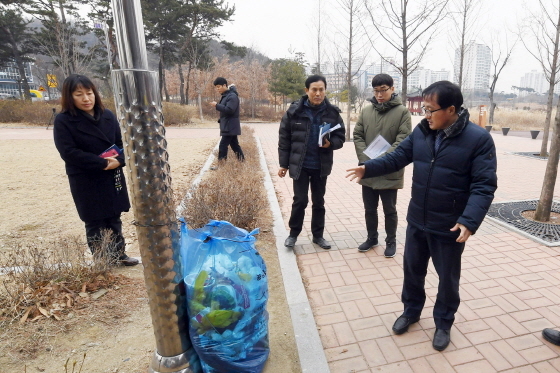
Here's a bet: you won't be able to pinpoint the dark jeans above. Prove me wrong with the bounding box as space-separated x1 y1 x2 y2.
288 167 327 238
218 135 245 161
401 224 465 330
362 187 398 243
84 214 126 258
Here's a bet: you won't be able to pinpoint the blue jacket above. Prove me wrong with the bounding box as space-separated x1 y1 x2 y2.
362 109 497 237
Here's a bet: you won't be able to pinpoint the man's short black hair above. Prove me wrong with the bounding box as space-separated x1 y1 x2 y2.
213 77 228 86
423 81 463 111
305 74 327 89
372 73 393 88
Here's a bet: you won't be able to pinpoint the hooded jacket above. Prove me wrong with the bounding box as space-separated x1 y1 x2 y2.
353 94 411 189
278 95 346 180
216 85 241 136
362 109 497 236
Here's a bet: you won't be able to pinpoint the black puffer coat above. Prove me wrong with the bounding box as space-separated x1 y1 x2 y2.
278 96 346 180
362 109 497 236
216 85 241 136
53 109 130 222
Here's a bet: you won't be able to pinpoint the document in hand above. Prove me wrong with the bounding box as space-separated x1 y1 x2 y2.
99 144 122 158
318 122 342 146
363 134 391 159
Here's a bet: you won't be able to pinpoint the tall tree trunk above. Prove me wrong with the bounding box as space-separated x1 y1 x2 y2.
345 0 353 141
198 93 204 121
158 36 164 100
185 61 192 105
488 90 495 124
163 69 170 102
178 63 185 105
401 5 408 105
535 107 560 221
541 9 560 157
458 3 467 90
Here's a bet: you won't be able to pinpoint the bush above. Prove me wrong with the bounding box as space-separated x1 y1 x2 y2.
163 102 196 125
183 126 267 231
0 100 60 124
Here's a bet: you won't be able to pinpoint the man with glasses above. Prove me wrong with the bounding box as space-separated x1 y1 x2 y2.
346 81 497 351
353 73 411 256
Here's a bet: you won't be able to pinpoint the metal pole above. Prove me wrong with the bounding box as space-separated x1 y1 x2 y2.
110 0 197 372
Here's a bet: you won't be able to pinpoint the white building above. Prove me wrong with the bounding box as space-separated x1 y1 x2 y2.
0 61 35 98
519 70 549 94
407 68 451 91
453 41 491 91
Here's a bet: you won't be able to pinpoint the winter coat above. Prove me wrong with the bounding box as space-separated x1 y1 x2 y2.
362 109 497 236
216 85 241 136
53 109 130 222
278 96 346 180
353 94 411 189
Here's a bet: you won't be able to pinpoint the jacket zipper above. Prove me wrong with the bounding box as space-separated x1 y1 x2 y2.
423 136 436 230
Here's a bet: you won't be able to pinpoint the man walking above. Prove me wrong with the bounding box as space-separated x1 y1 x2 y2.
346 81 497 351
353 73 411 257
210 77 244 161
278 75 345 250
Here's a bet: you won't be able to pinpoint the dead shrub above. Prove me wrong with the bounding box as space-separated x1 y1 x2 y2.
0 100 61 124
0 233 122 326
183 126 267 231
163 102 196 125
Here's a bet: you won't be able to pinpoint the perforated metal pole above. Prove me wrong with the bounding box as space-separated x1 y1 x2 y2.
110 0 196 371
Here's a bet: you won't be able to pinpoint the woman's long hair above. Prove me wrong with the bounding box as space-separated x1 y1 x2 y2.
60 74 105 116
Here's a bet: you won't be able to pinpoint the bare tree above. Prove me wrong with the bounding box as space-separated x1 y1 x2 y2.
488 35 517 124
448 0 482 89
332 0 370 141
364 0 449 104
520 0 560 157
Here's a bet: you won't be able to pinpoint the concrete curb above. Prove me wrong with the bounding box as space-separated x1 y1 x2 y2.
255 136 330 373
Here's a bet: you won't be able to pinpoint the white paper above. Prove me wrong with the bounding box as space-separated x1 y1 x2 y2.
318 123 341 146
363 134 391 159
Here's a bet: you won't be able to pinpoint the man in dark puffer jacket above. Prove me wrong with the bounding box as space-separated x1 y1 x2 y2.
278 75 346 250
346 81 497 351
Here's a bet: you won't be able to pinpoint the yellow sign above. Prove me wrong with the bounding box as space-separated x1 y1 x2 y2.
38 86 46 92
47 74 57 88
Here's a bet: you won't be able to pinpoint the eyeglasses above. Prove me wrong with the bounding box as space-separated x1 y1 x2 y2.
422 106 445 116
373 87 391 95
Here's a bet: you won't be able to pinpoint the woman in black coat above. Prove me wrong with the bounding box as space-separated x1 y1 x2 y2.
53 74 138 266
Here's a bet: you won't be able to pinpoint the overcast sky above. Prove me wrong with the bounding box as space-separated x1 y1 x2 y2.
218 0 535 93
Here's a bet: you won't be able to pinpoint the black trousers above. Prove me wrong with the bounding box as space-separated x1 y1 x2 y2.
84 214 126 258
401 224 465 330
362 187 398 243
218 135 245 161
288 167 327 238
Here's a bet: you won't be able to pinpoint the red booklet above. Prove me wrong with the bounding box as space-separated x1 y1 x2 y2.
99 144 122 158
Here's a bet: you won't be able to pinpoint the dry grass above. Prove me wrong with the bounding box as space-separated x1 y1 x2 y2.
183 126 268 231
469 107 553 131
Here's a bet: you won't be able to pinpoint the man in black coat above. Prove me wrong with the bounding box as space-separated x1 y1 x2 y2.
278 75 346 250
346 81 497 351
210 77 244 161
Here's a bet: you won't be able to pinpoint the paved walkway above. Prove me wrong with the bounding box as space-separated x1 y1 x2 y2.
253 121 560 373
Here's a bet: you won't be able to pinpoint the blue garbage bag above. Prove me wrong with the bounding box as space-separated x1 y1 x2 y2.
181 220 269 373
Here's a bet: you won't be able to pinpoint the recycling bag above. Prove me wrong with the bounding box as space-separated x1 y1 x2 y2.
181 220 269 373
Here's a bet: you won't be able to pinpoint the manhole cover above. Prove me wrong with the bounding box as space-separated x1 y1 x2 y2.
487 200 560 244
511 152 548 160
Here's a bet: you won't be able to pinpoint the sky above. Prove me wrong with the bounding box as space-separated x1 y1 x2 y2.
218 0 536 93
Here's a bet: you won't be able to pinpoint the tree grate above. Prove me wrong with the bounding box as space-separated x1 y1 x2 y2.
511 152 548 160
487 200 560 243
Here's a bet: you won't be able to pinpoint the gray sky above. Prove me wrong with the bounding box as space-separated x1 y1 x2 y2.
219 0 536 93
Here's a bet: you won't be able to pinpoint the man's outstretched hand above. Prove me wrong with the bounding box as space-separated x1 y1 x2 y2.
346 165 365 183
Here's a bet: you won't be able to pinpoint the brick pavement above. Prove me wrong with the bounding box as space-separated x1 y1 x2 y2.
252 120 560 373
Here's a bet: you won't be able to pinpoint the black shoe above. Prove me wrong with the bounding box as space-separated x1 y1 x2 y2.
543 328 560 346
284 236 297 248
384 242 397 258
358 237 378 252
119 254 139 266
433 328 451 351
392 315 420 335
312 237 331 250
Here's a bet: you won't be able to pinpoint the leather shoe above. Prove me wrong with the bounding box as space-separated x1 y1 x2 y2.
284 236 297 248
543 328 560 346
392 315 420 335
312 237 331 250
433 328 451 351
119 254 139 266
358 237 378 252
384 242 397 258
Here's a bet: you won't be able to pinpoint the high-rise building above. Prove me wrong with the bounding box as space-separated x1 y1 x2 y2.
520 70 548 94
453 41 491 91
407 68 450 91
